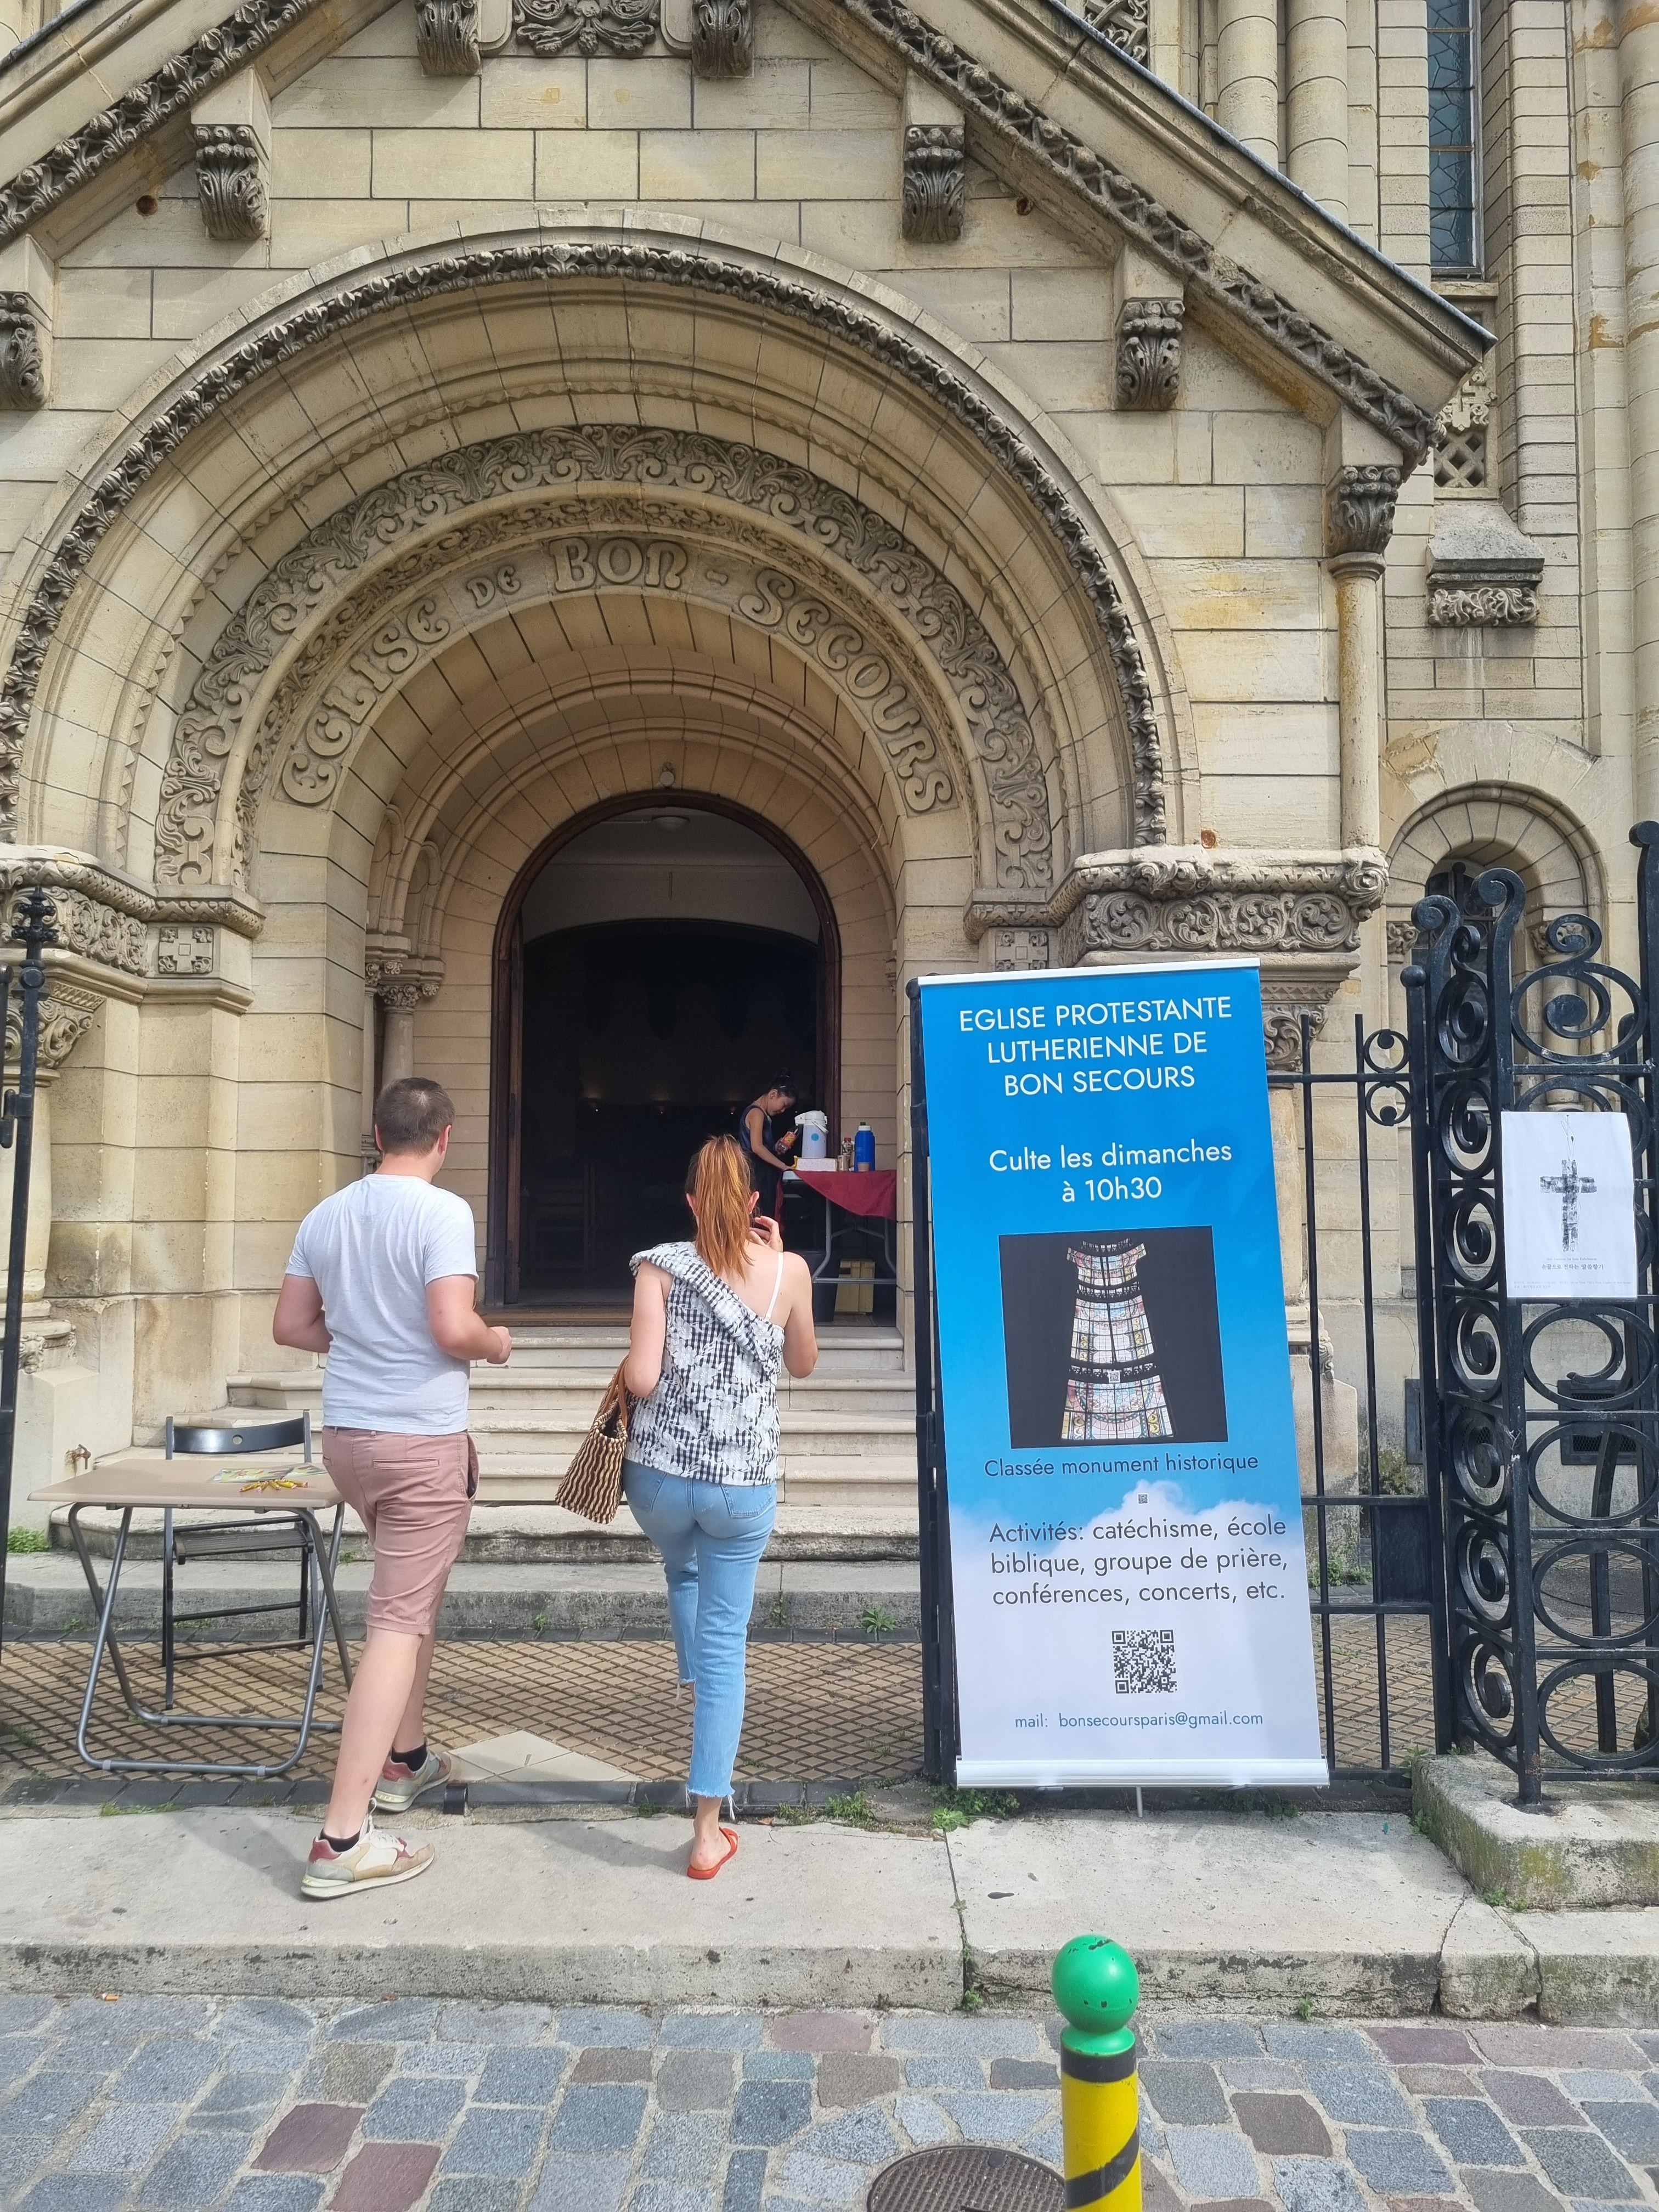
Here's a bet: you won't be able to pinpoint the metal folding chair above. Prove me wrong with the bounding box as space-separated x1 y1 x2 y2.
160 1412 324 1707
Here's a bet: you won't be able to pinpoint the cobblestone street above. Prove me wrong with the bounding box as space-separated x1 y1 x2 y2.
4 1997 1659 2212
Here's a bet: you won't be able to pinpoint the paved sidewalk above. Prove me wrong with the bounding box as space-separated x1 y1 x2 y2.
7 1997 1659 2212
5 1806 1658 2019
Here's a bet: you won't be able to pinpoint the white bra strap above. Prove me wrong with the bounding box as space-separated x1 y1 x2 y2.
763 1250 785 1322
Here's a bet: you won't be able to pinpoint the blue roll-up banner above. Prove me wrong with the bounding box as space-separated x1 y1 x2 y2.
918 957 1327 1787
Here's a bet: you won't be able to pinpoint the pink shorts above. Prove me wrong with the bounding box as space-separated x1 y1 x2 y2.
323 1428 475 1635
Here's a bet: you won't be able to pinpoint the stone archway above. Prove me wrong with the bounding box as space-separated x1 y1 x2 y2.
3 222 1193 882
486 792 844 1305
153 429 1060 900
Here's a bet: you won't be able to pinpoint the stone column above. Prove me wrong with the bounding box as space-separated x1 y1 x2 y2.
1217 0 1280 165
1286 0 1349 219
1622 0 1659 817
379 981 420 1090
1326 463 1400 851
371 956 444 1109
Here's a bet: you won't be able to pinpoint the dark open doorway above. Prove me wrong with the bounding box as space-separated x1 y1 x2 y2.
488 800 839 1307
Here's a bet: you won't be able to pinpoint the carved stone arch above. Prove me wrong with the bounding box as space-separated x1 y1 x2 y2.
3 220 1190 877
1386 783 1606 966
362 670 907 973
157 431 1053 898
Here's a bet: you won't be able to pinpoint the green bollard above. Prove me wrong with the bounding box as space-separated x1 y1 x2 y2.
1052 1934 1141 2211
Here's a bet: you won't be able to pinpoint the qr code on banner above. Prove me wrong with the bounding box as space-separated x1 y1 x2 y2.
1113 1627 1176 1696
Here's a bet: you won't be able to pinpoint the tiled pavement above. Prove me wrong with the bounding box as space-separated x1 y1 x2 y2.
4 2000 1659 2212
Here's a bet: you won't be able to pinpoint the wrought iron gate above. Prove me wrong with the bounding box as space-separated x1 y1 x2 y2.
1403 828 1659 1798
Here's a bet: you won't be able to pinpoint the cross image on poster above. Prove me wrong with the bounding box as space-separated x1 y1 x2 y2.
917 958 1327 1787
1500 1110 1638 1301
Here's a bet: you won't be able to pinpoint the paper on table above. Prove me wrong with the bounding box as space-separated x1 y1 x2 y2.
1500 1109 1638 1300
208 1465 313 1489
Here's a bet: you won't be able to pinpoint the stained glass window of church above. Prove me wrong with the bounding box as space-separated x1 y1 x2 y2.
1429 0 1480 272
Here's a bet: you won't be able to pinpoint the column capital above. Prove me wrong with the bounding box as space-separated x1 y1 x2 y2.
1325 464 1401 558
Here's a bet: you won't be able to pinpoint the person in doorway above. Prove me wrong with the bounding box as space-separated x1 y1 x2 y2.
738 1077 799 1230
273 1075 511 1899
622 1135 817 1877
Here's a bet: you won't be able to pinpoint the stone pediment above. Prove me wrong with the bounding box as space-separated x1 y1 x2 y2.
0 0 1483 460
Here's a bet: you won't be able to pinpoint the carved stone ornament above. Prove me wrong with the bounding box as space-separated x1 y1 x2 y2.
2 882 146 975
0 239 1167 852
966 845 1390 963
6 985 98 1073
1078 0 1149 63
901 124 966 245
1425 496 1544 629
375 955 443 1008
155 923 216 974
1434 363 1490 495
514 0 657 56
1326 465 1402 559
155 426 1059 892
1426 583 1538 627
193 123 266 241
1116 298 1183 410
691 0 751 75
992 929 1052 972
1385 916 1419 962
417 0 482 70
1262 1001 1328 1073
0 296 46 409
0 0 1437 464
0 858 261 974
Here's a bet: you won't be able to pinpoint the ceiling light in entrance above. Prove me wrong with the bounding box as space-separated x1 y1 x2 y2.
650 811 690 831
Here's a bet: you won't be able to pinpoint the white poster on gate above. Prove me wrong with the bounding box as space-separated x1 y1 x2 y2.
1500 1110 1638 1300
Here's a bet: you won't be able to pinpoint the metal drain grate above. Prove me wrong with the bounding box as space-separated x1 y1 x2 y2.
866 2146 1065 2211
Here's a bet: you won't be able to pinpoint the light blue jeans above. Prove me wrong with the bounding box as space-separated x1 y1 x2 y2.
622 1460 777 1802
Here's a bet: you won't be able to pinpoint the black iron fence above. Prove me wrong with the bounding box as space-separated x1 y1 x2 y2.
1405 828 1659 1799
0 886 60 1675
1272 1014 1448 1782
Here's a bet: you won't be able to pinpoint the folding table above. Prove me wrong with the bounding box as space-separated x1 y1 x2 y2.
30 1452 354 1780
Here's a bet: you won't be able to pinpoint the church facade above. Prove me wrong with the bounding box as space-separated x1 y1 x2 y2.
0 0 1650 1483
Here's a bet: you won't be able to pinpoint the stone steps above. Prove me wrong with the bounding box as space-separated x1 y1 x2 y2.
226 1325 919 1510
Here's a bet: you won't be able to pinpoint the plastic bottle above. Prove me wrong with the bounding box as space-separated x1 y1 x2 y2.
854 1121 876 1172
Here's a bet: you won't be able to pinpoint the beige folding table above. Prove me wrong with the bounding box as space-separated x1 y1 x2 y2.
30 1452 353 1780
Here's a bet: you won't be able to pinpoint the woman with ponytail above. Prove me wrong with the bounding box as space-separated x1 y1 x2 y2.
622 1133 817 1876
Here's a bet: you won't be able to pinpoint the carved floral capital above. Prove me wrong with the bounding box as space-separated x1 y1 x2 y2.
1262 1001 1329 1072
1327 465 1401 559
691 0 751 74
416 0 482 71
1116 297 1183 411
0 296 46 409
901 125 965 244
194 123 266 240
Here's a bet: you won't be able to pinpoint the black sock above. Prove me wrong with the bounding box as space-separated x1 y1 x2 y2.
389 1741 427 1772
321 1828 360 1853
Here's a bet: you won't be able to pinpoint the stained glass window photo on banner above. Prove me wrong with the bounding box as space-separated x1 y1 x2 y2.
916 958 1326 1788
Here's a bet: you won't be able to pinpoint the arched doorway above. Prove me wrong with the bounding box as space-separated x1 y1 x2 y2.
488 796 842 1307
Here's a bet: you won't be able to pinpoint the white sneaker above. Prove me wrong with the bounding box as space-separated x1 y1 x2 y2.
300 1814 433 1900
373 1748 453 1815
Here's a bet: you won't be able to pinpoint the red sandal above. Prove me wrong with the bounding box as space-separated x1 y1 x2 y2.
687 1826 739 1880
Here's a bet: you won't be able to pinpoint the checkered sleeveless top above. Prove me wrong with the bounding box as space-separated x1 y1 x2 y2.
625 1242 785 1487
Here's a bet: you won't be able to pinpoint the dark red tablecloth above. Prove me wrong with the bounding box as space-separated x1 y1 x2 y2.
789 1169 898 1221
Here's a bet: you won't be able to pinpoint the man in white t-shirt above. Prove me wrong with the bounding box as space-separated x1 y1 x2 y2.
274 1075 511 1898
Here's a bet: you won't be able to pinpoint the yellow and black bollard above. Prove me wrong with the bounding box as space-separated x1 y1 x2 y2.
1052 1934 1141 2212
